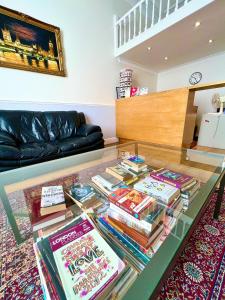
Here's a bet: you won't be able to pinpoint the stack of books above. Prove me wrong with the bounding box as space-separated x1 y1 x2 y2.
34 214 138 300
119 155 149 177
66 183 106 211
97 187 165 264
91 172 122 196
29 185 72 232
180 180 200 209
150 168 199 209
40 186 66 216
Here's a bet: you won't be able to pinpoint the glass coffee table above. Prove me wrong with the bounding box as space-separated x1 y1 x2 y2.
0 141 224 299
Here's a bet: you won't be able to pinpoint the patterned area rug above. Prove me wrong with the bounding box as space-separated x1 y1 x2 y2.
158 192 225 299
0 188 224 299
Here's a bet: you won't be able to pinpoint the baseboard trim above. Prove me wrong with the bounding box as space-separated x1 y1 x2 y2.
104 137 119 145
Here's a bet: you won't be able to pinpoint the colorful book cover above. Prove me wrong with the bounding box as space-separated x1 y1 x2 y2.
134 177 180 204
114 190 154 219
151 168 193 188
97 217 150 265
127 155 145 164
109 187 132 203
49 218 125 300
69 183 95 203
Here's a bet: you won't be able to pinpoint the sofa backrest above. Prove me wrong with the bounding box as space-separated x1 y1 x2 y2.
43 111 80 141
0 110 85 145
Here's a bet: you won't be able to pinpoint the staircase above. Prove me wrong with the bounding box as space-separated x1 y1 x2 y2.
114 0 215 56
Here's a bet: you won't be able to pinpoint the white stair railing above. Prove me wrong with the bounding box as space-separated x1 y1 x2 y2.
114 0 193 54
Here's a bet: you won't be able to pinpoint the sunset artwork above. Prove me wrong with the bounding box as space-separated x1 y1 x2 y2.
0 6 65 76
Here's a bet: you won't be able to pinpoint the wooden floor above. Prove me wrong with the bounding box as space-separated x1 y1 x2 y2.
193 145 225 155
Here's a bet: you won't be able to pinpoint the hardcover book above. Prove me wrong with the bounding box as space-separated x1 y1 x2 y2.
150 168 194 189
30 196 68 231
49 218 125 300
113 189 155 219
134 176 180 205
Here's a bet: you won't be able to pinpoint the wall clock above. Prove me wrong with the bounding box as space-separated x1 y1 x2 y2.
189 72 202 85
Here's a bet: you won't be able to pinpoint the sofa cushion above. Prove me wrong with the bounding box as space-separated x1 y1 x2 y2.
0 110 21 143
77 124 101 137
44 111 80 141
0 145 20 160
56 132 103 152
20 111 49 144
0 131 17 146
20 143 59 159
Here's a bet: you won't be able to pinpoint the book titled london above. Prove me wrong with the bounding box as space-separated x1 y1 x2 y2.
49 218 125 300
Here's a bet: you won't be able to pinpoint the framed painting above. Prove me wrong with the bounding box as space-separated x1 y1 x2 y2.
0 5 65 76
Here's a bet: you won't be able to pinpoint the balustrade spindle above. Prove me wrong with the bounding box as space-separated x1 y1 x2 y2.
124 18 126 43
128 14 131 40
158 0 162 23
134 8 136 36
139 4 142 34
145 0 148 30
151 0 155 27
119 21 122 46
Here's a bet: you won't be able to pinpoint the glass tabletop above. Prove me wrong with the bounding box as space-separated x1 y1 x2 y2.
0 141 224 299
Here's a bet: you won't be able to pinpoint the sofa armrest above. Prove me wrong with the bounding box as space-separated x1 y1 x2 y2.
77 124 101 137
0 131 17 146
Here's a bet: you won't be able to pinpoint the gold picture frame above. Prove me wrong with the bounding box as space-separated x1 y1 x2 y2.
0 5 65 76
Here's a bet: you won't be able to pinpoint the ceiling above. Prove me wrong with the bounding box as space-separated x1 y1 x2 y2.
119 0 225 73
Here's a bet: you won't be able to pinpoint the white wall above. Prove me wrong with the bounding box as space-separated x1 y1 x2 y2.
157 52 225 132
0 0 157 140
0 0 157 105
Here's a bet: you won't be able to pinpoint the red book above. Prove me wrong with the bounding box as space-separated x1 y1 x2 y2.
31 196 67 231
108 187 131 203
113 189 156 220
130 87 139 97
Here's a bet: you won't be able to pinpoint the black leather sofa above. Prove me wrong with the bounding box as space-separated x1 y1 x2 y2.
0 110 104 172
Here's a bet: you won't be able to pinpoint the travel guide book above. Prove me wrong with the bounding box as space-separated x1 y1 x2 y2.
49 218 125 300
134 176 180 205
150 168 194 189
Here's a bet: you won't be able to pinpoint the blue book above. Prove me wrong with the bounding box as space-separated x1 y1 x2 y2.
98 217 150 265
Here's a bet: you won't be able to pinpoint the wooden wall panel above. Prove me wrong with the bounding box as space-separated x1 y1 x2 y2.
116 88 193 148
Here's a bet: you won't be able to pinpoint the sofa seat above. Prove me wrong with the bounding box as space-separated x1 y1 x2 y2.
0 110 104 172
57 132 103 152
0 145 21 160
20 143 59 159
